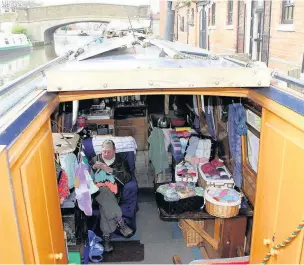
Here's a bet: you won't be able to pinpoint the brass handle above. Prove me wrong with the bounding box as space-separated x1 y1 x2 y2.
55 253 63 260
263 238 271 245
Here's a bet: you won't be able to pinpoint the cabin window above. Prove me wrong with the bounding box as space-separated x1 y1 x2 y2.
189 8 195 26
282 0 294 24
227 0 233 25
4 38 9 45
209 3 216 26
180 17 185 31
245 109 261 172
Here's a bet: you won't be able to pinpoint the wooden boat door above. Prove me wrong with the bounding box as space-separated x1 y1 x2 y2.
250 108 304 263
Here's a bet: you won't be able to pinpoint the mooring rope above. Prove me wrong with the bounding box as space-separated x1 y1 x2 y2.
261 220 304 264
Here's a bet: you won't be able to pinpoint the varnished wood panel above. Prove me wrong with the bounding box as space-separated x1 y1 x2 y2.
39 125 68 264
59 88 249 102
250 109 304 264
266 112 304 264
250 109 284 263
20 131 55 264
8 96 59 166
248 90 304 133
9 121 66 264
10 123 51 264
0 146 24 264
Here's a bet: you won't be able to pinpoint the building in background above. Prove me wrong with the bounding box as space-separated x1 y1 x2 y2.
173 1 198 46
151 12 160 36
160 0 304 76
159 0 167 37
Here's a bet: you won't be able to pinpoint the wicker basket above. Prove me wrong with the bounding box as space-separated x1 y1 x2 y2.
204 188 241 218
178 219 205 247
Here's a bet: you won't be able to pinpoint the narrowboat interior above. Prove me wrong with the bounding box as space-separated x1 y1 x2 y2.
1 39 304 265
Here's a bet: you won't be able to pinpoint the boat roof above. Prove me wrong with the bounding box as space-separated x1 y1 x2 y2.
45 38 272 92
0 37 303 148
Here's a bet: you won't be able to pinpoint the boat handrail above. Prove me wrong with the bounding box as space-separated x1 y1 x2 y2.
0 50 73 97
272 71 304 89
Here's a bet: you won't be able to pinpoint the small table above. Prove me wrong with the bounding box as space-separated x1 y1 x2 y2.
157 193 254 259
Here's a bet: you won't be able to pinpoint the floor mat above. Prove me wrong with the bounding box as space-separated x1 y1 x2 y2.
102 241 144 263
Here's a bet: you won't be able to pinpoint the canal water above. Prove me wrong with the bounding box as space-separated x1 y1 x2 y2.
0 35 95 89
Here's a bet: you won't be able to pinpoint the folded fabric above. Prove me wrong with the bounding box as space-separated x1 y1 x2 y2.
186 136 200 156
208 188 240 203
211 159 224 167
201 163 214 173
177 190 196 199
156 182 200 201
195 187 205 197
175 127 191 132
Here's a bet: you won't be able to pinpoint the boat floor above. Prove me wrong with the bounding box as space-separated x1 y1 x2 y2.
102 188 203 264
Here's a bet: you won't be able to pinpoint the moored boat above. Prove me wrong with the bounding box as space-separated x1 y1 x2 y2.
0 33 32 56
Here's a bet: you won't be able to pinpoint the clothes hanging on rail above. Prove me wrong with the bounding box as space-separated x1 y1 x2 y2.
228 103 247 188
59 153 77 189
148 127 169 175
75 162 93 216
58 171 70 203
204 97 216 139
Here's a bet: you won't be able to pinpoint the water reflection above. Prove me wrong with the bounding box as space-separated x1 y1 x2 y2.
0 35 94 88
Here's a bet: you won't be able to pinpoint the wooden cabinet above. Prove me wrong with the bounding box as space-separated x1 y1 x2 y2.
115 117 148 151
250 109 304 264
10 121 67 264
200 218 247 259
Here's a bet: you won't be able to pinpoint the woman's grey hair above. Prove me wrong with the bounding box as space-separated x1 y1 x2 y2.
101 139 116 150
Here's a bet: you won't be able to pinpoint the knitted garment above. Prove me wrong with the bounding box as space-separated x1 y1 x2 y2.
234 104 248 136
59 153 77 189
75 162 93 216
95 170 115 184
228 103 243 187
58 171 70 200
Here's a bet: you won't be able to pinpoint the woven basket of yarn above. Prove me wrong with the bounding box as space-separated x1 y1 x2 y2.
204 187 242 218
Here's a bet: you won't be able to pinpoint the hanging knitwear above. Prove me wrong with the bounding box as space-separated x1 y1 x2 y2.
234 104 248 135
75 162 92 216
59 153 77 189
58 171 70 200
228 103 243 187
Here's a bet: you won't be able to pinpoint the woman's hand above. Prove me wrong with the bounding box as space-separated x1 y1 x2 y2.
94 162 113 173
93 161 103 169
100 163 113 173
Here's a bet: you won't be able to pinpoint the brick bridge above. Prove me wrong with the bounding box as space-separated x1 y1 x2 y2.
15 4 150 43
